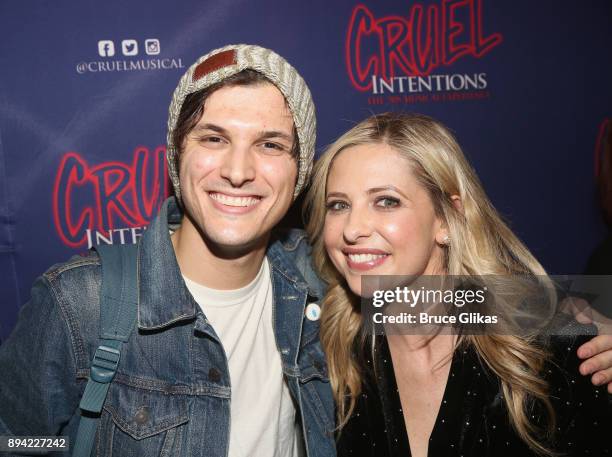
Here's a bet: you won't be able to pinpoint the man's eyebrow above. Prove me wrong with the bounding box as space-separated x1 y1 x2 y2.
256 130 294 143
191 123 228 135
191 124 293 143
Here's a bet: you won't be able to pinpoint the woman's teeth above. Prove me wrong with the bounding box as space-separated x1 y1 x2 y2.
348 253 387 263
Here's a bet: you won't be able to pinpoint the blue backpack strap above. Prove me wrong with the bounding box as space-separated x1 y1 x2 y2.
72 243 139 457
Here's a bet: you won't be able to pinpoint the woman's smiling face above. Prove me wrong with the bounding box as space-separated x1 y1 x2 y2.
323 142 447 296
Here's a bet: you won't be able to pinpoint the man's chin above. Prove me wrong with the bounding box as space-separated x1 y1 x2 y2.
204 231 270 258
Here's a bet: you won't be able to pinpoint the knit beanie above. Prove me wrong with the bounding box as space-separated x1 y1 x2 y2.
166 44 316 202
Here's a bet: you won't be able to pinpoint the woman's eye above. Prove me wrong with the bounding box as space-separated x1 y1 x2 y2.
375 196 400 208
326 200 349 212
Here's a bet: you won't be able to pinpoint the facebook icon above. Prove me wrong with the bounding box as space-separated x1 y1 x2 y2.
97 40 115 57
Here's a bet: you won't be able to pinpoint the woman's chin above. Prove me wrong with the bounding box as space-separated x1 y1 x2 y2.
345 279 365 298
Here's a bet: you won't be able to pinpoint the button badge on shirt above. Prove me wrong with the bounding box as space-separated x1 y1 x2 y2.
305 302 321 321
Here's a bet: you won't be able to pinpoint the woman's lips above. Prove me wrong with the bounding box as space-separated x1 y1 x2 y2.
343 248 390 271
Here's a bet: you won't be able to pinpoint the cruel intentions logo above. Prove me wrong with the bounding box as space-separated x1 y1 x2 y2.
53 147 169 249
346 0 503 105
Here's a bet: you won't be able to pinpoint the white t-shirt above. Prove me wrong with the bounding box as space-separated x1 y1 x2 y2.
183 259 299 457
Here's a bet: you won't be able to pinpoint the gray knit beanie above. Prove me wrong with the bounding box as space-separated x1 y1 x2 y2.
166 44 316 203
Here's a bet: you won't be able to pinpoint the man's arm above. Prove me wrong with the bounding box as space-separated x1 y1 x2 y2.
0 277 84 435
552 334 611 455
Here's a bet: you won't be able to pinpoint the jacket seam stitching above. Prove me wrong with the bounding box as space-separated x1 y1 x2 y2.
112 374 231 397
43 256 100 281
278 231 308 251
43 275 88 375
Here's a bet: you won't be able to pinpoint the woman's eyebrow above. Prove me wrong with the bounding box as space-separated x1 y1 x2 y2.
326 187 409 199
367 185 409 199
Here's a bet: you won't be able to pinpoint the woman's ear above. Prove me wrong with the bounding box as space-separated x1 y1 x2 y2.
450 194 463 214
435 195 463 246
435 230 451 247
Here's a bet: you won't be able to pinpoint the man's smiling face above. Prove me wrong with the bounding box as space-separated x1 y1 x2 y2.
178 82 297 256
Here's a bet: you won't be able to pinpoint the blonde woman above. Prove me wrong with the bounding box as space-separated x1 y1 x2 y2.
305 113 611 457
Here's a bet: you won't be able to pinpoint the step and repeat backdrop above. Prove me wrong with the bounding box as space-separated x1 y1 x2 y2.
0 0 610 340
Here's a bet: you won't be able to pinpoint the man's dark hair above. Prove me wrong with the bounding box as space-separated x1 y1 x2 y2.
172 69 300 159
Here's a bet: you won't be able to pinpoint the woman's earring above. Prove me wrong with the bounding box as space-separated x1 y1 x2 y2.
442 234 451 246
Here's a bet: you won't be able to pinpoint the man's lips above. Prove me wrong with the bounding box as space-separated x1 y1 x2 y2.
208 191 262 213
342 247 390 271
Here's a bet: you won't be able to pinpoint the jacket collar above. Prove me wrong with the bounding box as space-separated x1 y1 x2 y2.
137 197 319 330
137 197 198 330
266 239 311 293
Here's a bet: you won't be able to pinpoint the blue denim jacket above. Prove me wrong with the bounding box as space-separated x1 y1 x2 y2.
0 197 335 457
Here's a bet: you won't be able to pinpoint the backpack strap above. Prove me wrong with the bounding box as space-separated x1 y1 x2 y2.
72 243 139 457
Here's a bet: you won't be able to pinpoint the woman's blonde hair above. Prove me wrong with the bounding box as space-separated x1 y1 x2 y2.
304 112 556 455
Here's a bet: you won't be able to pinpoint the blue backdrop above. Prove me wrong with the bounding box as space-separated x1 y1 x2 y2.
1 0 611 340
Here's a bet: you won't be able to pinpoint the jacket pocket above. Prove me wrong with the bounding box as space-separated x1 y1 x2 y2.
98 380 189 457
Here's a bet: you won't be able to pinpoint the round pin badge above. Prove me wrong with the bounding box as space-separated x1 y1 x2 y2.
305 302 321 321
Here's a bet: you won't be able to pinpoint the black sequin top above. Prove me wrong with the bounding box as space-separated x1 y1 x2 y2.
337 334 611 457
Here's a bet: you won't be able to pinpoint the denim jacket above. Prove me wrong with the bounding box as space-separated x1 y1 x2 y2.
0 197 335 457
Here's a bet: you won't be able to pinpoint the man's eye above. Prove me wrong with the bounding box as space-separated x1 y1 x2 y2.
195 135 225 146
261 142 287 152
326 200 349 212
204 136 223 143
375 197 400 208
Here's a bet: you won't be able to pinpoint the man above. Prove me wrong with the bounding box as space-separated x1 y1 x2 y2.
0 44 333 457
0 43 610 457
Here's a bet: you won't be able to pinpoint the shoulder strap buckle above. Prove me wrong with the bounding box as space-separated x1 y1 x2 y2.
90 345 121 383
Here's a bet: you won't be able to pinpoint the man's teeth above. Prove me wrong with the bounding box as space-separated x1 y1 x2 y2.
210 193 260 207
348 253 387 263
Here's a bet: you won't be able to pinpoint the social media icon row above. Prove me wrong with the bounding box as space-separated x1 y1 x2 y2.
97 39 160 57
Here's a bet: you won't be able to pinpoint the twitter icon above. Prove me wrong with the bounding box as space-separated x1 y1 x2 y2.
122 40 138 56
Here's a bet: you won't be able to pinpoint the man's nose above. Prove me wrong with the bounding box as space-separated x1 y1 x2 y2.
219 144 256 187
